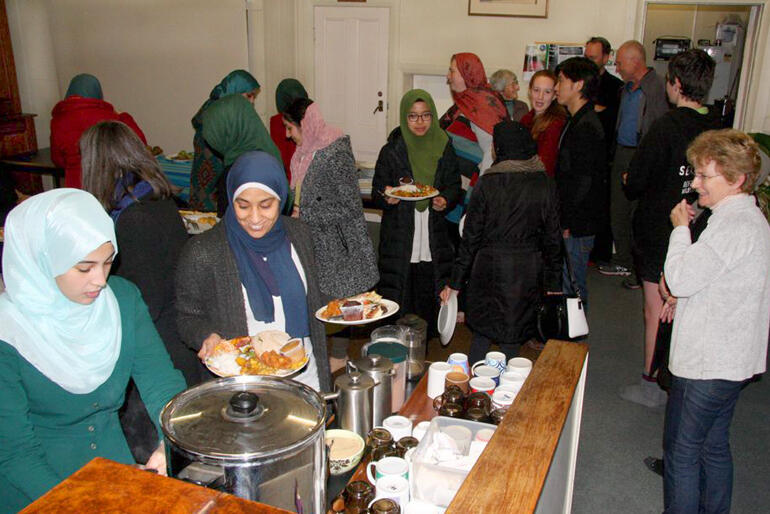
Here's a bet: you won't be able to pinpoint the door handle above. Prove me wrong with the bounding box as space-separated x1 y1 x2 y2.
372 100 383 114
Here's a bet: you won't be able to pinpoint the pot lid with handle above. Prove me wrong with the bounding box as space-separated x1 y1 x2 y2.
349 354 394 376
161 375 326 461
334 370 376 392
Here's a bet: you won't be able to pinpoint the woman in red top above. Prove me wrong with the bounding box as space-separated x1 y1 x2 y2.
519 70 567 178
269 79 308 182
50 74 146 188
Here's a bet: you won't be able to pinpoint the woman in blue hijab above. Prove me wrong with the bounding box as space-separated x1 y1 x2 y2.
190 70 261 211
0 189 185 511
176 151 331 391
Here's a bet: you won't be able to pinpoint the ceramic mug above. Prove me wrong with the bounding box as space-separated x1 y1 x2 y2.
499 370 526 387
470 363 501 385
483 351 507 373
427 362 452 399
447 353 470 376
371 475 410 508
469 376 496 395
507 357 533 376
382 415 412 441
367 456 409 484
444 371 470 394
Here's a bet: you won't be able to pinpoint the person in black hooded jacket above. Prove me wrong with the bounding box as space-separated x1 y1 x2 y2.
372 89 462 332
441 121 562 364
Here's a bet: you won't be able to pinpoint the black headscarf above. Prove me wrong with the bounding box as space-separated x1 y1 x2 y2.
493 120 538 163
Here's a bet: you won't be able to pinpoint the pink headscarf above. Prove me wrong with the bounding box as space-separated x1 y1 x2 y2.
289 103 344 188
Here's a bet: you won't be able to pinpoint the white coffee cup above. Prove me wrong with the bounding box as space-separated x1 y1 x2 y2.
492 389 517 410
496 383 522 395
427 361 452 399
507 357 533 376
367 455 409 483
412 420 431 442
373 474 410 506
382 415 412 441
499 370 526 387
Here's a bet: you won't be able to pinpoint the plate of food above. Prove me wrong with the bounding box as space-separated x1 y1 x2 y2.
385 183 439 201
315 291 399 325
178 210 219 234
166 150 194 162
205 330 310 378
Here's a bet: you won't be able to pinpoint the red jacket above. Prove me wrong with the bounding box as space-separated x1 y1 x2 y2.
50 96 146 188
519 109 565 178
269 113 294 183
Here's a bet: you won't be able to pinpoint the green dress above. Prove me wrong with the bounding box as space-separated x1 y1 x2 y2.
0 276 186 512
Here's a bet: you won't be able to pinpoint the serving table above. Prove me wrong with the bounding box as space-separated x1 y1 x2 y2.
347 340 588 513
21 457 292 514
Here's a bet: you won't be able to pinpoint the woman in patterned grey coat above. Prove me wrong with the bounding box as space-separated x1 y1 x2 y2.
282 98 378 299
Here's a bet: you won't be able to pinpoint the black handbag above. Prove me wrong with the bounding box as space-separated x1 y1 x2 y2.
535 239 589 342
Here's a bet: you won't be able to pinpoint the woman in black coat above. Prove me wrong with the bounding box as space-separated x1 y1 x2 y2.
80 120 194 463
441 121 561 363
372 89 462 331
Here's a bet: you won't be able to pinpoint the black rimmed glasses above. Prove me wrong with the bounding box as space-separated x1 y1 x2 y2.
407 112 433 122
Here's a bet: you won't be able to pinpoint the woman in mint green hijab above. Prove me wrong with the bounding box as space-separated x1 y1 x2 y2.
201 94 283 216
371 89 462 333
0 189 185 511
190 70 260 211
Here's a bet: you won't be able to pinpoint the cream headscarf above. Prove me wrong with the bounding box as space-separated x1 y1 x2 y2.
0 189 121 394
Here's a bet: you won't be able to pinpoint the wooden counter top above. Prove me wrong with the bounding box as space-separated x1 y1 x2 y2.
347 340 588 512
21 457 292 514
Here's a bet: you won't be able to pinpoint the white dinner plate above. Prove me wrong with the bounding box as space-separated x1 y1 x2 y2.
438 291 458 346
385 185 439 201
205 339 311 378
315 299 399 325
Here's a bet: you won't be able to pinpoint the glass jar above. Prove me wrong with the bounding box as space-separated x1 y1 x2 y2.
397 314 427 381
370 498 401 514
438 401 464 418
366 428 393 455
343 481 374 514
395 436 419 457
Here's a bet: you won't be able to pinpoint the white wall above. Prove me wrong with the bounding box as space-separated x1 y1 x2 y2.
6 0 770 155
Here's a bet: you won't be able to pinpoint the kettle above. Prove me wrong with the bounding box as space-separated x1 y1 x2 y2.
323 371 376 439
347 355 394 427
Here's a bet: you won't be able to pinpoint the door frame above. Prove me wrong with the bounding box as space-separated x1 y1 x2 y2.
295 0 401 131
636 0 769 131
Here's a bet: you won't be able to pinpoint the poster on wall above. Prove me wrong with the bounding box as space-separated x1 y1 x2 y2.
522 43 584 81
469 0 548 18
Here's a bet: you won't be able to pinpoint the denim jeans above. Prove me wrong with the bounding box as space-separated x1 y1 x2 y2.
563 235 594 306
663 375 747 514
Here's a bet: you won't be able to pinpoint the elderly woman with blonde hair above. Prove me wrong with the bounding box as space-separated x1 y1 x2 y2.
662 129 770 514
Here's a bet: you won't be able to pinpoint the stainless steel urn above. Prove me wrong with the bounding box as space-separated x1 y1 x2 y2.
347 355 394 427
161 375 327 513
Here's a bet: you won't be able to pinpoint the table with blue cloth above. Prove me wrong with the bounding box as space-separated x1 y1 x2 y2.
156 155 191 204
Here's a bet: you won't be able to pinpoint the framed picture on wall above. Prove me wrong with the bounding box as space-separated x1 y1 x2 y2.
468 0 548 18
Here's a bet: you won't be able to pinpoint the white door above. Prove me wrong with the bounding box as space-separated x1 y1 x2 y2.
314 6 389 164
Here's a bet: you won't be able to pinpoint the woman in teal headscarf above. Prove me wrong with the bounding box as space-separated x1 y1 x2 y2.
189 70 260 211
201 94 283 216
372 89 462 332
0 189 185 511
269 78 309 177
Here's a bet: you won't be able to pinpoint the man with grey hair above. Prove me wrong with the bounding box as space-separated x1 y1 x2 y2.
490 69 528 122
598 40 668 288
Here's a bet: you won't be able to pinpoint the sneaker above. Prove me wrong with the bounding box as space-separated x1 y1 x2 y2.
622 276 641 289
619 379 667 408
597 263 632 276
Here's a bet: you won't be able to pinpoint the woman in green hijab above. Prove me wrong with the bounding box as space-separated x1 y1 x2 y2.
201 94 282 216
372 89 462 332
270 79 309 177
189 70 260 211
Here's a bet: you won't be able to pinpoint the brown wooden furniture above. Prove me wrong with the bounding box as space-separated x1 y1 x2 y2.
347 340 589 513
21 457 292 514
0 0 42 197
0 147 63 188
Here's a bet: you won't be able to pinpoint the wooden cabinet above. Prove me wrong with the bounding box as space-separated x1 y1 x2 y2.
0 0 40 195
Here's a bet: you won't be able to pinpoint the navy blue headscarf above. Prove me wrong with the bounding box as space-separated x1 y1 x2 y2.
225 151 309 338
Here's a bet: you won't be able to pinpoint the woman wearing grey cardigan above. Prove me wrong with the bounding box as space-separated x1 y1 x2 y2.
282 98 378 299
175 151 331 392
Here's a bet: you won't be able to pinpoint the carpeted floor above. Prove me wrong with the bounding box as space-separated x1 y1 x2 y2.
345 265 770 513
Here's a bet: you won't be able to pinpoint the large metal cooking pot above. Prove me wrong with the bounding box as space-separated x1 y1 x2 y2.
161 375 327 512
